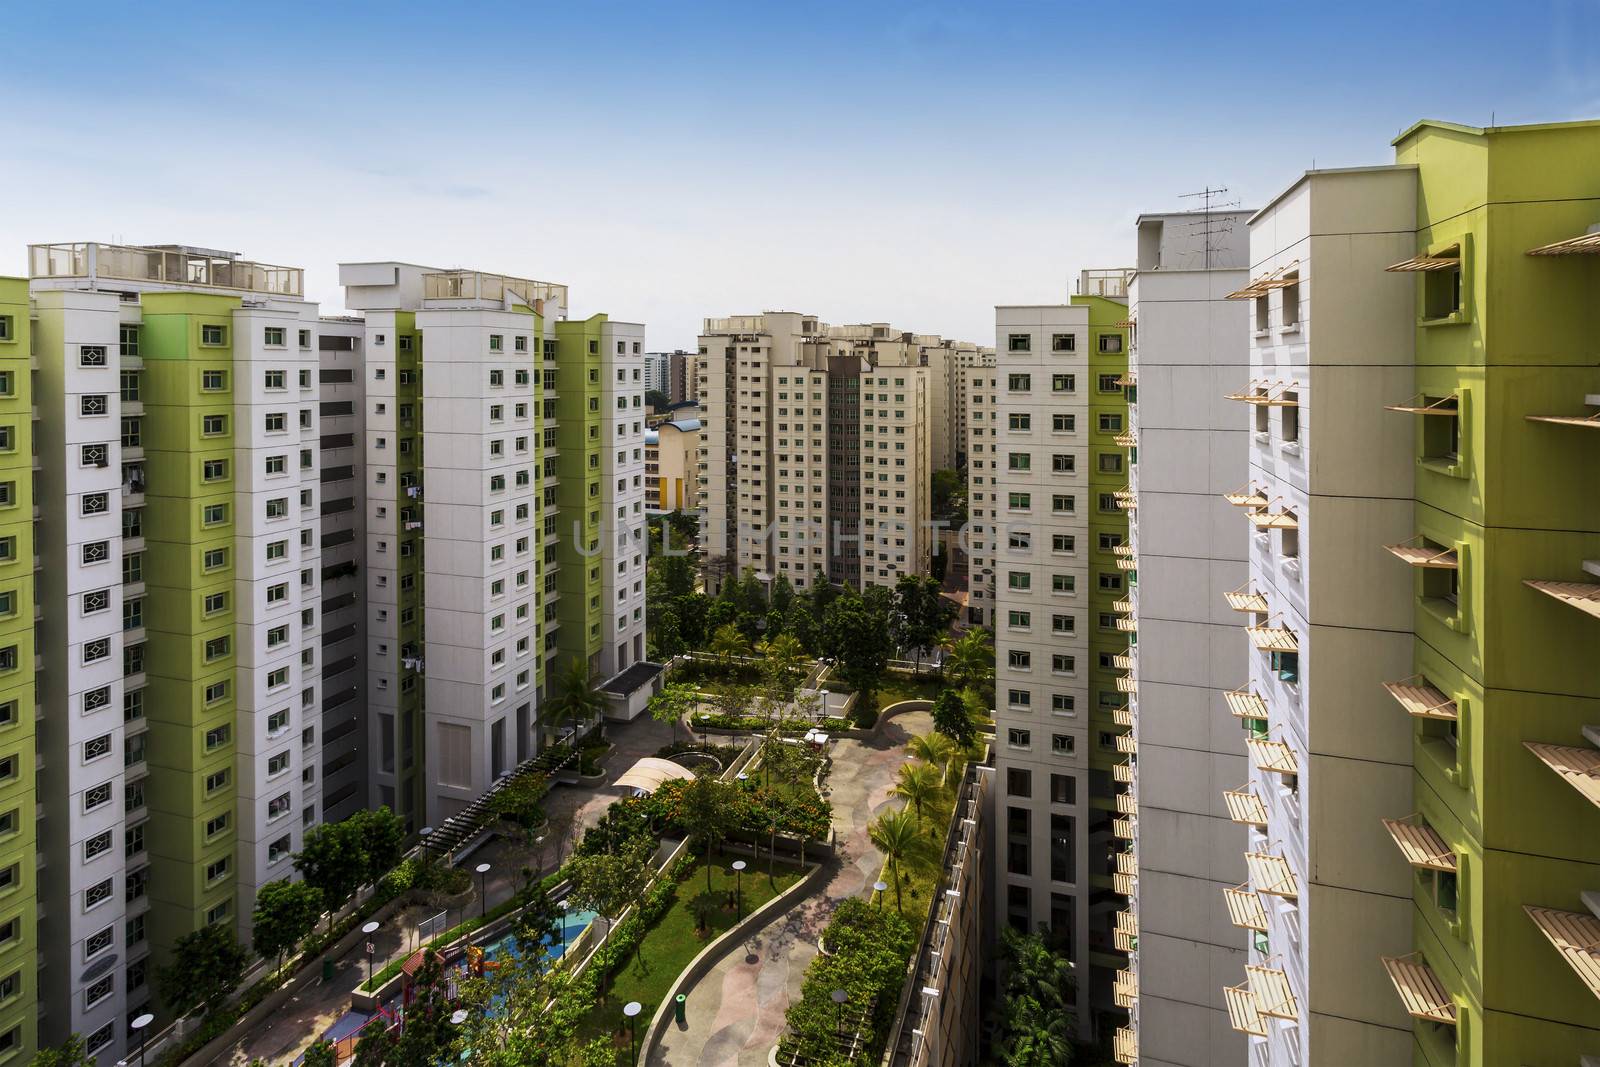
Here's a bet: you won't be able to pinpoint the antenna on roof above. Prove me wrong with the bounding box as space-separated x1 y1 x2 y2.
1177 186 1241 270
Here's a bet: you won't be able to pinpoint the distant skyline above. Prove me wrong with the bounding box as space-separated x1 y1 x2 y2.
2 0 1596 349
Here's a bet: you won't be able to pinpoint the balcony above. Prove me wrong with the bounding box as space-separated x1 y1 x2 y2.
1224 584 1270 613
1114 968 1137 1009
422 270 567 313
1112 1027 1137 1065
30 241 302 296
1245 961 1298 1020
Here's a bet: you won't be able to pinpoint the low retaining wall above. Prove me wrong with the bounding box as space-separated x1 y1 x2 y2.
639 857 832 1062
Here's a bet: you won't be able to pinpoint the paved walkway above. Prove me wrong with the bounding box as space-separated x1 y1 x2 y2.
650 709 932 1066
212 714 673 1065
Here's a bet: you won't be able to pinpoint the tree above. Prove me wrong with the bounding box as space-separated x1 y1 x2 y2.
907 732 958 785
821 591 893 704
294 820 367 927
511 878 562 959
158 923 248 1017
759 631 808 701
930 689 977 748
892 762 944 828
454 945 580 1066
770 572 795 616
563 840 653 995
892 574 954 669
709 622 752 664
251 878 324 973
548 657 606 746
944 629 994 693
645 388 671 410
996 927 1076 1066
32 1036 95 1067
302 1040 337 1067
679 774 740 893
648 680 698 743
868 809 921 913
349 806 406 887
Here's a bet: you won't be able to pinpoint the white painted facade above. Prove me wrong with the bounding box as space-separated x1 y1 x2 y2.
598 325 649 677
1235 168 1419 1067
1125 210 1253 1067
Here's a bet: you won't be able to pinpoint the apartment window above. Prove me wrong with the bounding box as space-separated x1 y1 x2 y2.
1007 492 1031 510
1007 610 1031 628
1007 334 1031 352
204 547 228 570
203 458 228 482
1009 649 1032 669
204 636 231 661
83 637 110 664
81 393 108 417
204 681 227 705
202 369 227 391
1009 453 1031 471
203 413 227 435
83 830 114 861
267 540 287 560
1098 453 1123 474
1097 333 1123 354
1008 413 1031 431
268 752 290 777
1052 574 1075 593
206 856 230 883
203 503 227 527
1007 768 1032 797
1007 727 1031 746
1008 571 1030 591
1007 373 1031 391
265 454 286 475
1051 733 1074 755
83 782 113 813
204 724 230 751
1052 614 1074 634
1052 494 1074 514
265 412 287 432
263 327 287 348
205 768 230 794
1051 654 1075 674
1051 454 1075 474
1271 650 1300 685
1097 374 1122 393
201 324 226 346
1282 392 1301 443
0 317 10 343
1051 333 1075 352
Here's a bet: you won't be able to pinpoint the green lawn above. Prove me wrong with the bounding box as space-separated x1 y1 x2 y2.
874 673 944 707
576 850 806 1060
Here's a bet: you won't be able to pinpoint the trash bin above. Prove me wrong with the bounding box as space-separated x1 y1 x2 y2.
322 957 335 981
674 993 687 1026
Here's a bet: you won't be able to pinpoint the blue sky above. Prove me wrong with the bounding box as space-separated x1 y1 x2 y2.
2 1 1595 348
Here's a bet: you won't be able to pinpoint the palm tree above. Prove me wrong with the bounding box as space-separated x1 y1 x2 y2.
710 622 752 665
943 630 994 692
548 657 606 748
998 927 1076 1065
759 632 807 700
906 733 957 785
868 809 920 913
892 762 943 828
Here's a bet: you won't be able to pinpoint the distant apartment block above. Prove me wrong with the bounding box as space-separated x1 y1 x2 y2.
694 313 988 593
976 270 1133 1045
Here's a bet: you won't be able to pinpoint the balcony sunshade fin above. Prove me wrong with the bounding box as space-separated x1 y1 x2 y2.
1385 536 1459 569
1224 787 1270 827
1114 431 1137 447
1112 544 1135 557
1385 392 1459 416
1526 410 1600 429
1524 579 1600 620
1382 678 1458 721
1527 229 1600 256
1112 651 1134 669
1523 741 1600 808
1246 621 1299 653
1114 318 1136 328
1248 509 1300 531
1224 686 1268 719
1385 246 1460 272
1224 884 1269 931
1117 673 1137 694
1382 816 1457 872
1246 963 1300 1019
1112 1027 1137 1065
1225 984 1268 1036
1223 485 1269 508
1115 372 1137 387
1524 905 1600 1001
1381 953 1457 1024
1225 585 1270 612
1248 738 1299 775
1115 733 1137 755
1227 260 1300 298
1246 851 1300 898
1117 849 1136 876
1113 598 1134 614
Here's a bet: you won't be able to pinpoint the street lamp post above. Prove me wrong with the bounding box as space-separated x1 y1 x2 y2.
623 1000 643 1063
731 860 747 921
873 880 889 909
362 921 381 988
475 862 492 919
131 1012 154 1067
559 900 569 954
830 988 848 1045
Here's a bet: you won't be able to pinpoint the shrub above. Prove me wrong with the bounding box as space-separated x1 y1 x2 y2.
777 899 917 1064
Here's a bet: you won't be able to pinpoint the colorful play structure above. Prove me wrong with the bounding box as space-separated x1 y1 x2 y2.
465 944 502 976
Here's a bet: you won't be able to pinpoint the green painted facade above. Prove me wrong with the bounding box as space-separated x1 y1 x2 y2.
552 317 607 682
392 311 426 821
1392 119 1600 1066
138 292 246 970
0 277 37 1064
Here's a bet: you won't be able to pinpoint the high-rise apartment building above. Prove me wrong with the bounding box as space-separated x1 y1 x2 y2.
643 349 690 404
978 272 1132 1044
1122 210 1254 1067
0 276 37 1064
21 243 327 1062
339 264 649 829
694 314 981 593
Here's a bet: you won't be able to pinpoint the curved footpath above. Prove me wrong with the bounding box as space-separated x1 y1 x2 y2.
649 709 933 1067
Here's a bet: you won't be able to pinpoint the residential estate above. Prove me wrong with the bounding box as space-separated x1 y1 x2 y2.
1 113 1597 1067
